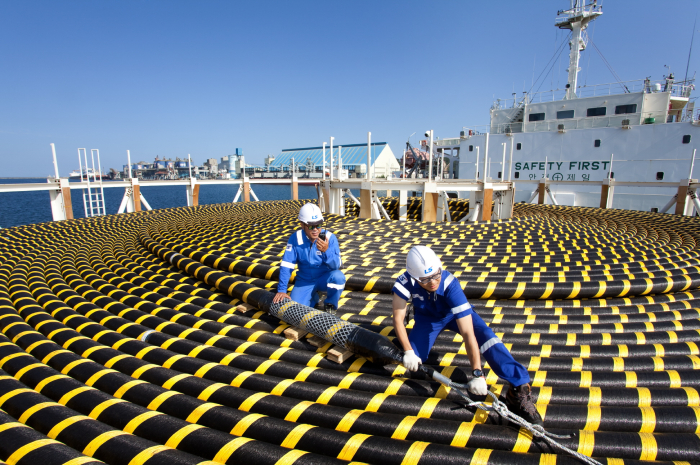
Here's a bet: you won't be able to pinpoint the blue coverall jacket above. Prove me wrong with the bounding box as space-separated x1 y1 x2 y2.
393 269 530 387
278 229 346 308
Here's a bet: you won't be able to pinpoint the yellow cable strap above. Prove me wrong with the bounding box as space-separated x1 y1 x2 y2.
165 424 205 448
47 415 91 439
127 445 172 465
213 437 254 463
6 438 61 465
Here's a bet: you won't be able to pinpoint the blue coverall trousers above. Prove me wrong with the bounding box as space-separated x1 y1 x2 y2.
290 270 346 308
409 311 531 387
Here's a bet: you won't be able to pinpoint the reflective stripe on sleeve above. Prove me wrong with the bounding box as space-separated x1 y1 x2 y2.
451 302 472 314
393 283 410 299
281 261 296 269
443 274 455 288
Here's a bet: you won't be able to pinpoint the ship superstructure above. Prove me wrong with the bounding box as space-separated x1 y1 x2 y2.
445 1 699 211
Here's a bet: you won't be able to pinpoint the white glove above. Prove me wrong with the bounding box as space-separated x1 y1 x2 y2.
467 377 488 396
402 350 421 372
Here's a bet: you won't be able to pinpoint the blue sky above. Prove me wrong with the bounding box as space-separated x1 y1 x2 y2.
1 0 699 177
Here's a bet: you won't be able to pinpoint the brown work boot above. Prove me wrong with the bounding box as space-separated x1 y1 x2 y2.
505 384 544 426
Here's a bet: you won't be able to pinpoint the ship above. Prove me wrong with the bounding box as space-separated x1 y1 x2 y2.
438 1 699 213
68 167 111 182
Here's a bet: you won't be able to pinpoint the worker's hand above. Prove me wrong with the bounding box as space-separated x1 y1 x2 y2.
466 376 488 396
273 292 291 303
402 350 422 372
315 236 329 253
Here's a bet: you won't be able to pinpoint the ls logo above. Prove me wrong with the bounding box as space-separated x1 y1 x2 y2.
312 215 318 219
424 267 433 274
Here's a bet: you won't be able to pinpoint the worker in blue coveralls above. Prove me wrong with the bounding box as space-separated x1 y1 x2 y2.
273 203 345 315
392 245 543 426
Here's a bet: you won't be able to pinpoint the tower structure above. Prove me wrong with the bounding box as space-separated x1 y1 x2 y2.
556 1 603 99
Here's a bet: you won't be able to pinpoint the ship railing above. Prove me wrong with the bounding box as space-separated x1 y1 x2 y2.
685 108 700 122
8 176 700 224
458 125 491 138
555 2 603 24
434 138 462 147
491 79 694 109
490 110 675 134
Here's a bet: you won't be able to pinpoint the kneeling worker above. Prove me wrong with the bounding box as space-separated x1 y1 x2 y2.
273 203 346 314
392 245 542 425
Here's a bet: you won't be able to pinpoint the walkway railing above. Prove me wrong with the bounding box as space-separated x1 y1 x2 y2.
491 110 681 134
491 79 694 109
5 172 700 224
0 177 321 222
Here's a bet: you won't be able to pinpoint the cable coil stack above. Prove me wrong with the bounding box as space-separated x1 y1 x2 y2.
0 198 699 464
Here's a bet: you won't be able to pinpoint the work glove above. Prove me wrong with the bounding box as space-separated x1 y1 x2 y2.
467 377 488 396
402 350 421 372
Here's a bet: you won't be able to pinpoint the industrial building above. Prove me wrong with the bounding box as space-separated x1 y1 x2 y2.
266 142 399 178
118 144 403 180
122 149 246 180
123 156 192 179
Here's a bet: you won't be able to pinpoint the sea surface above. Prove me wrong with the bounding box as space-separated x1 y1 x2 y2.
0 178 320 229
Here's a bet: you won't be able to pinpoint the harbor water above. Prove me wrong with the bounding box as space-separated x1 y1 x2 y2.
0 179 320 229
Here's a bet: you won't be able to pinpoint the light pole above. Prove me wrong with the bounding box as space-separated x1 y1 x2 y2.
425 130 434 181
439 147 444 180
329 137 334 181
367 132 371 180
127 150 133 179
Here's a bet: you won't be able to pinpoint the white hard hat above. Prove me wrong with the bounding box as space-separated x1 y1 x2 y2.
298 203 324 223
406 245 443 280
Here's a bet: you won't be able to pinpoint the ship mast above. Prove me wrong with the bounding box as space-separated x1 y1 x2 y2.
556 0 602 99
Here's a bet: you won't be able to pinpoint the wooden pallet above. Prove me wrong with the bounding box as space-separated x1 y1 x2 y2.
327 345 353 363
235 302 255 313
283 326 308 341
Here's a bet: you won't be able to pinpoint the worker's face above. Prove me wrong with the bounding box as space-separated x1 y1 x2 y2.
302 221 322 240
417 269 441 292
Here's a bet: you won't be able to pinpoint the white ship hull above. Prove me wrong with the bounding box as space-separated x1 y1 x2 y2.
455 121 700 211
431 2 700 214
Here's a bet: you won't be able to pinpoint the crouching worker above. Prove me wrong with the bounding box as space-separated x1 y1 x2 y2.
273 203 346 314
392 245 542 426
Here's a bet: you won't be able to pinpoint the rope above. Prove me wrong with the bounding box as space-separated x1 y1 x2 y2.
424 365 602 465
